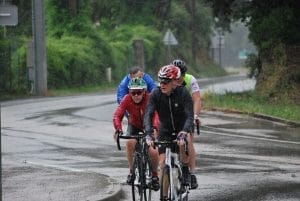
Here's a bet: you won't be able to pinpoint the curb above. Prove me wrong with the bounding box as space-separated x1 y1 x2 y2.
94 182 123 201
99 183 123 201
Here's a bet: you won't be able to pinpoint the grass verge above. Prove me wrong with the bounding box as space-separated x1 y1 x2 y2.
47 84 116 96
202 91 300 123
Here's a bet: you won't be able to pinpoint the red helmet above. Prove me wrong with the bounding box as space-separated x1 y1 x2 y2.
158 65 181 80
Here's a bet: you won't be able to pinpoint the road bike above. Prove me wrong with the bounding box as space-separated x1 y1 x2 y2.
116 131 153 201
154 140 189 201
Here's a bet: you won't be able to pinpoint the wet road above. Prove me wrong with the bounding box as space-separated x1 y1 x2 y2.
2 92 299 201
1 77 300 200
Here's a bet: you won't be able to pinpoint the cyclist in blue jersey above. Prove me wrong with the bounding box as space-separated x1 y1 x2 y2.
116 66 157 104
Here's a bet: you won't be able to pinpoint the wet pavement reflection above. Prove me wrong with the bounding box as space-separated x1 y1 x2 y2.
1 89 299 201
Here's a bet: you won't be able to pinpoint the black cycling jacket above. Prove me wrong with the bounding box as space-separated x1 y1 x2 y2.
144 85 193 139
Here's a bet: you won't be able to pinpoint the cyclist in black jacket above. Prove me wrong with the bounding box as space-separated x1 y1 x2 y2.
144 64 194 185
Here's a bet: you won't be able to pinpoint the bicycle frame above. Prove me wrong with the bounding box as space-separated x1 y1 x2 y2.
165 146 183 200
155 140 189 201
116 132 152 201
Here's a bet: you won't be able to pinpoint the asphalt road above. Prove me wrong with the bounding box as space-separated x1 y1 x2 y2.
1 76 299 201
1 94 300 201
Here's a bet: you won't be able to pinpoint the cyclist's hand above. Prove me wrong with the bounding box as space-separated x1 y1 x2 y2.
194 114 201 126
145 135 154 147
114 130 123 142
177 131 187 146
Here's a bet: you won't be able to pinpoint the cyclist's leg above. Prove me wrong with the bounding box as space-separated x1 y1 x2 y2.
148 145 159 190
148 146 159 172
125 124 138 184
126 139 136 176
179 134 193 186
189 133 196 172
188 133 198 189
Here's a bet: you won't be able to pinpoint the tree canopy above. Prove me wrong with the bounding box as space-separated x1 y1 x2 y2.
207 0 300 103
1 0 223 95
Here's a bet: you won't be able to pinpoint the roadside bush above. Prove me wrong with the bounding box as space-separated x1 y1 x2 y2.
99 24 163 79
47 36 102 88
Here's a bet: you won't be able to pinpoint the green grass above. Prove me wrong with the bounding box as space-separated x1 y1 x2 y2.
0 84 117 101
47 84 116 96
202 91 300 123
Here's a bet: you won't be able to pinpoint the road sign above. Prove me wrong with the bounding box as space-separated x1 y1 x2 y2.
0 5 18 26
211 35 224 49
163 29 178 45
238 49 248 59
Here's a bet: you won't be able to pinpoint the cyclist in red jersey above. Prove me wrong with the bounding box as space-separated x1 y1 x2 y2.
113 77 160 191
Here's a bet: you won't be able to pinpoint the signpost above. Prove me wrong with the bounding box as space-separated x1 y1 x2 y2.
0 4 18 38
0 5 18 26
211 33 224 67
163 29 178 61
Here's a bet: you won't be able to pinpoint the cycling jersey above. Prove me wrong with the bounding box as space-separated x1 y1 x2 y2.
144 86 193 140
183 74 200 94
113 93 158 132
116 73 157 104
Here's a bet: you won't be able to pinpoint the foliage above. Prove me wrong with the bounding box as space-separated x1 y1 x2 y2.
245 53 261 78
1 0 222 95
47 36 103 88
206 0 300 102
203 91 300 122
0 39 11 93
46 0 94 38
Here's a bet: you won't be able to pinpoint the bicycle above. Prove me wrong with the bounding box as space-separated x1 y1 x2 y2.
154 139 189 201
116 131 153 201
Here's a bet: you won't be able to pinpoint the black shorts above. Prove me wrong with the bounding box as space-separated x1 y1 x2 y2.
127 124 143 136
157 134 179 155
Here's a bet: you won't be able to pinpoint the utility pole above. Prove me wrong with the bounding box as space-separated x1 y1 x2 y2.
219 34 222 67
0 104 2 201
132 39 145 71
32 0 47 95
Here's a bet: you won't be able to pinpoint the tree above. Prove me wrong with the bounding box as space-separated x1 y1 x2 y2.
207 0 300 103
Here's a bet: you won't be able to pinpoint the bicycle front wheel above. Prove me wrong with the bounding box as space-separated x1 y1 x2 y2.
132 155 143 201
160 167 171 201
142 157 152 201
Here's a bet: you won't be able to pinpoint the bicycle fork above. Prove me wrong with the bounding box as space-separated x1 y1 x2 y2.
165 148 180 200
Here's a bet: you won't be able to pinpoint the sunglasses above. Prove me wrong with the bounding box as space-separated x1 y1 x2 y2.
158 78 172 84
130 90 143 96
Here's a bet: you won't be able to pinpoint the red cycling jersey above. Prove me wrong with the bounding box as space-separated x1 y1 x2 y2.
113 92 158 132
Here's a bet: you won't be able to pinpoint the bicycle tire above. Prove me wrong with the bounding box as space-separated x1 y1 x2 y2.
132 154 143 201
160 167 171 200
142 157 152 201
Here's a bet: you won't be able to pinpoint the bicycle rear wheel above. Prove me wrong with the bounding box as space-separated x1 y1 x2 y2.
160 167 171 201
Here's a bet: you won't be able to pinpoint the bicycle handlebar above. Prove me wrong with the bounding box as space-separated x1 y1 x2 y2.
195 119 200 135
116 131 146 151
153 139 189 156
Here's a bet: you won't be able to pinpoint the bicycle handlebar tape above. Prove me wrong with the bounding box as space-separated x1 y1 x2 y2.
117 133 122 150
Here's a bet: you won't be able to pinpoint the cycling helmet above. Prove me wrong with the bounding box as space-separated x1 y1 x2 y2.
172 59 187 74
158 65 181 80
128 77 147 90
